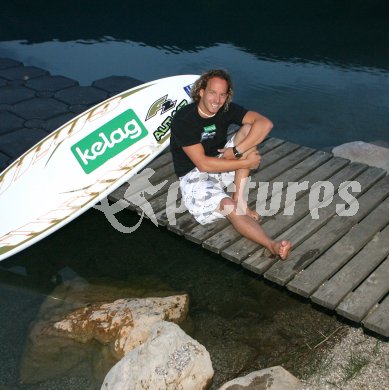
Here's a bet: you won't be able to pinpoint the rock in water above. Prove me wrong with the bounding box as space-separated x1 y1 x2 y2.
218 366 301 390
46 294 189 357
332 141 389 173
101 321 214 390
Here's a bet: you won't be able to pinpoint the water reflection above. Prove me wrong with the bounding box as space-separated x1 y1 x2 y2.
1 38 387 148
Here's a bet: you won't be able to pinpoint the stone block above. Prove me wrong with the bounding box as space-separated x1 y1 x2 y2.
333 141 389 173
26 75 78 92
218 366 301 390
0 58 22 70
92 76 143 94
45 113 77 133
24 119 46 130
12 98 69 120
0 66 48 81
69 105 88 114
0 111 24 135
54 86 107 106
0 85 35 105
0 128 47 158
0 151 10 171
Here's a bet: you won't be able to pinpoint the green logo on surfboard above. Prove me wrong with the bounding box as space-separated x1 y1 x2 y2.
71 109 148 174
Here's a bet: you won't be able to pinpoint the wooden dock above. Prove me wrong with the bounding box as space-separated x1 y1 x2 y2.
109 137 389 338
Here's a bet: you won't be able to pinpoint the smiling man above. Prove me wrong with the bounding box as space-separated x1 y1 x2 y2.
170 69 291 260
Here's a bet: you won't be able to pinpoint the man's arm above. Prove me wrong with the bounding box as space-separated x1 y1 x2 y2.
239 111 273 152
183 143 260 173
222 111 273 160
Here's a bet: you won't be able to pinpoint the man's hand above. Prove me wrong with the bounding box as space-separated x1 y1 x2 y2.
217 147 235 159
245 151 261 170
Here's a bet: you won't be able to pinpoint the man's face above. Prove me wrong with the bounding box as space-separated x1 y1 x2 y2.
199 77 228 115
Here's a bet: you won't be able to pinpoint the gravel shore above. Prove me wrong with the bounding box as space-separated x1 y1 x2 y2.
301 327 389 390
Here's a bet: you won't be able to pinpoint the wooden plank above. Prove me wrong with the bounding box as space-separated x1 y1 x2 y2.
249 146 316 181
108 150 172 200
147 150 175 169
163 148 329 232
311 223 389 309
362 294 389 337
202 147 322 253
336 255 389 322
132 138 288 226
166 212 197 235
226 160 364 265
134 132 272 214
254 137 286 155
183 142 302 244
132 173 178 214
287 192 389 297
108 161 174 204
241 157 349 275
158 137 286 234
264 170 388 286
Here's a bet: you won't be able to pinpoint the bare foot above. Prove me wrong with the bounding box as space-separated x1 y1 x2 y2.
271 240 292 260
246 207 260 221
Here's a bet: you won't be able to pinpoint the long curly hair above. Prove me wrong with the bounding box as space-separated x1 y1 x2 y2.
191 69 234 110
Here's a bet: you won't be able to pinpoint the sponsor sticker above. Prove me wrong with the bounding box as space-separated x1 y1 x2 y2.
153 99 188 142
184 84 194 97
71 109 148 174
145 95 176 121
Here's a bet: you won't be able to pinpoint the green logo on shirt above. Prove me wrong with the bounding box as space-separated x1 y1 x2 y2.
203 124 216 133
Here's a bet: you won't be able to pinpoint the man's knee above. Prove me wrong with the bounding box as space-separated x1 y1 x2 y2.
219 197 237 217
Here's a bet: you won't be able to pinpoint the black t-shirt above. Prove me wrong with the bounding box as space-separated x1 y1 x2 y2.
170 102 248 177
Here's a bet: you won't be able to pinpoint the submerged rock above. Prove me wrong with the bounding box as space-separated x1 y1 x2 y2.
218 366 301 390
102 321 214 390
332 141 389 173
46 294 189 357
19 278 189 384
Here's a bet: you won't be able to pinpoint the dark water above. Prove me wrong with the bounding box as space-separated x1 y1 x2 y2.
0 1 388 388
1 1 389 149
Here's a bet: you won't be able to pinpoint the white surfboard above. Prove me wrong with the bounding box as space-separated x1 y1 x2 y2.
0 74 199 261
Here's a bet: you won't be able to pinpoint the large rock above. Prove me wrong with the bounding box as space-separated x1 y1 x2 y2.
19 278 189 384
332 141 389 173
218 366 301 390
43 294 189 358
102 321 214 390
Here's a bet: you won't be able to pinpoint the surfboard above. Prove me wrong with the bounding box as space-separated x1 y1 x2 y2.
0 74 199 261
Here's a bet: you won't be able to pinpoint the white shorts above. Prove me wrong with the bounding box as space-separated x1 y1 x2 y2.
179 138 236 225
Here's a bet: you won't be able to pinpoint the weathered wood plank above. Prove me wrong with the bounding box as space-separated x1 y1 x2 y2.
239 160 354 269
157 137 286 233
251 146 316 181
202 147 321 253
362 294 389 337
183 142 302 244
162 148 330 232
108 150 172 199
310 224 389 310
227 160 364 265
254 137 286 155
336 255 389 322
287 192 389 297
130 138 289 225
166 211 197 234
263 167 387 285
108 161 174 205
